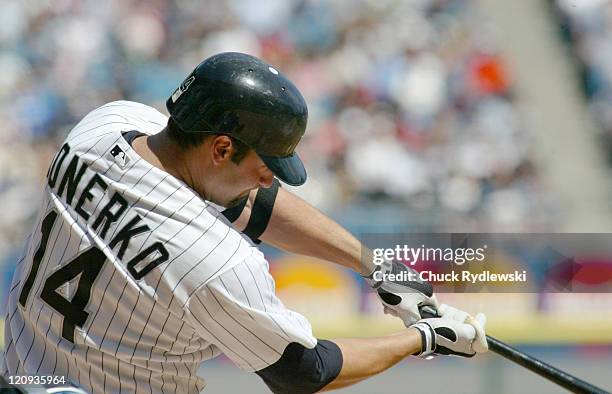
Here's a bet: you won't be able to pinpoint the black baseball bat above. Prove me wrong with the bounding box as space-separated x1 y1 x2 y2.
419 306 610 394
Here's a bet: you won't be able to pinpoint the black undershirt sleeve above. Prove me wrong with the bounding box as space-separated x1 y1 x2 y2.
221 178 280 244
221 196 248 223
242 178 280 242
255 340 343 394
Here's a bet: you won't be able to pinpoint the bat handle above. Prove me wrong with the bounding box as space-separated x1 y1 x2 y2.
419 305 439 319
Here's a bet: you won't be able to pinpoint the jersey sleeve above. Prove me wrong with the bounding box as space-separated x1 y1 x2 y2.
182 249 317 372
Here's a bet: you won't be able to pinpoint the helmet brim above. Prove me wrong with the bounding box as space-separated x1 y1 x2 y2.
259 152 307 186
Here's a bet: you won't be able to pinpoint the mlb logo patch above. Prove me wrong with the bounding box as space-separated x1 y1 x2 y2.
109 144 130 168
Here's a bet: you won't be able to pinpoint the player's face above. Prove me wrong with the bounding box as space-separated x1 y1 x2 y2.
228 150 274 206
207 147 275 208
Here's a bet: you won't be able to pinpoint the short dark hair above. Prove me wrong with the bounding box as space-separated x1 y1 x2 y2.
166 117 250 164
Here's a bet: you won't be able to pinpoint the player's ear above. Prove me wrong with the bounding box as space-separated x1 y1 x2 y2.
210 135 233 165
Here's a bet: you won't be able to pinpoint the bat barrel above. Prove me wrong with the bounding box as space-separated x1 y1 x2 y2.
487 335 609 394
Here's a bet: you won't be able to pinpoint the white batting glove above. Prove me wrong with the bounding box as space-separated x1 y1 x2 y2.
365 260 439 325
411 304 488 358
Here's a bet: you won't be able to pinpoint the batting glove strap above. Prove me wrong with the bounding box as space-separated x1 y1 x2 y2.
411 322 436 357
361 259 392 289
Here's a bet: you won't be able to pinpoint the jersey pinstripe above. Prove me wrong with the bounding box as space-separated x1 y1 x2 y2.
2 101 316 393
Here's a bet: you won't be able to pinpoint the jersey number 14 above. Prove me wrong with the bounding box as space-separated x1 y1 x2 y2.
19 210 106 343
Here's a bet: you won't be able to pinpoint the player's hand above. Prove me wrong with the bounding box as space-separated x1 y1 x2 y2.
365 260 439 325
410 304 488 358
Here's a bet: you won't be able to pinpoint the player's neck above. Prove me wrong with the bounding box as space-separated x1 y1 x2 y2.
133 131 194 187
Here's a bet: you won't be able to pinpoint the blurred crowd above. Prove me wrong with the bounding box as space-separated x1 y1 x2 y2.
0 0 554 272
553 0 612 165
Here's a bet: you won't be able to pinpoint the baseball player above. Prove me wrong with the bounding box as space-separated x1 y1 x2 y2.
2 52 487 394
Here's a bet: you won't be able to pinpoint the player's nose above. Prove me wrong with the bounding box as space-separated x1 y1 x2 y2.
258 168 274 188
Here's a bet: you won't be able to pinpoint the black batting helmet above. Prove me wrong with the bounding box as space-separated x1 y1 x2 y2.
166 52 308 186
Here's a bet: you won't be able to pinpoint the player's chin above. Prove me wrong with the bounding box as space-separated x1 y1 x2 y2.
226 192 249 208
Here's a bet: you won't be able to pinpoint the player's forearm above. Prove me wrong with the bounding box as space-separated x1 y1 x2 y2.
257 188 376 275
320 328 422 391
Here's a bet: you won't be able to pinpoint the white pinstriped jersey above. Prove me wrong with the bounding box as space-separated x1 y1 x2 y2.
2 101 317 393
